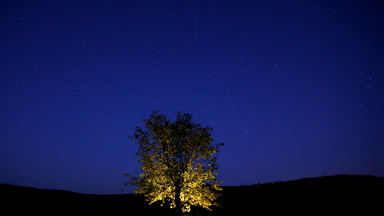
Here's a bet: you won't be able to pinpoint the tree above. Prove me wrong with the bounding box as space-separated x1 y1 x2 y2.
126 111 223 215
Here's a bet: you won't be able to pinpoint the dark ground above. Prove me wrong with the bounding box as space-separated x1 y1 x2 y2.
1 174 383 215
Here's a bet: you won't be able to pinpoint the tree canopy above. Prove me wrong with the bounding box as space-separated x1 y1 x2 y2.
126 111 223 214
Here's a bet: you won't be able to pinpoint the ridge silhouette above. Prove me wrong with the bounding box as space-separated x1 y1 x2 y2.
2 174 383 215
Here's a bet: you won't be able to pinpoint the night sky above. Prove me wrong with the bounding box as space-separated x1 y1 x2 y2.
1 0 384 194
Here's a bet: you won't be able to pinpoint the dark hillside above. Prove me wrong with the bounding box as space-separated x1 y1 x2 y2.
1 175 383 215
216 174 384 215
0 184 168 215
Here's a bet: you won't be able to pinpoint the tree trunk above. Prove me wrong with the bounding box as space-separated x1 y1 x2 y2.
174 185 182 216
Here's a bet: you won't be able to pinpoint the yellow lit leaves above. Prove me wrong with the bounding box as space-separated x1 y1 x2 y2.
128 111 223 213
134 158 221 212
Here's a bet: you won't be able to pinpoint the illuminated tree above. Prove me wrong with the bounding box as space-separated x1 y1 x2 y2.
126 111 223 215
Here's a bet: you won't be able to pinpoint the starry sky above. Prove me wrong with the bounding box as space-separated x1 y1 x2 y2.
1 0 383 194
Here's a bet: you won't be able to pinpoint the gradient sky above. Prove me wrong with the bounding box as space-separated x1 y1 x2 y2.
1 0 383 194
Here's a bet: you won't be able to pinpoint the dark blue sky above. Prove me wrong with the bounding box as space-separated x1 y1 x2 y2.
1 0 383 194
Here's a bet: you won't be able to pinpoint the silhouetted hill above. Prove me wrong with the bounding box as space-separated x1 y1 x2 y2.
1 174 383 215
0 183 168 215
216 174 384 215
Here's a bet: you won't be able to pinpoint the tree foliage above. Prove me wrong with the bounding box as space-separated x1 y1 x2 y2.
126 111 223 214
